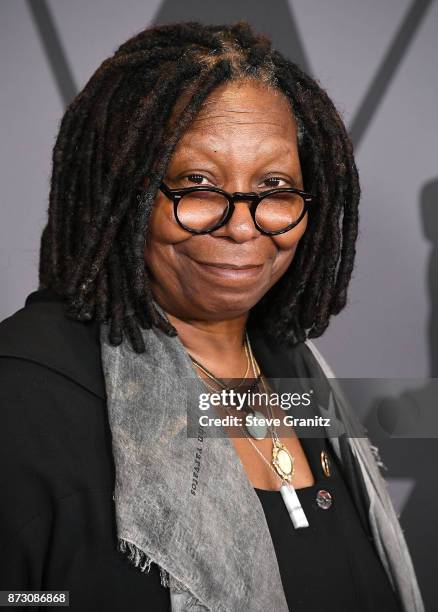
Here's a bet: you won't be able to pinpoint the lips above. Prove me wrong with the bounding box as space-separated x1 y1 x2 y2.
188 256 264 281
192 260 263 270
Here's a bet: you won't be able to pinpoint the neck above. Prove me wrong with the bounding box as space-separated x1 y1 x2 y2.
163 310 250 379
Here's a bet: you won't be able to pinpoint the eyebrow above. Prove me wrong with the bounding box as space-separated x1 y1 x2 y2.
175 142 302 186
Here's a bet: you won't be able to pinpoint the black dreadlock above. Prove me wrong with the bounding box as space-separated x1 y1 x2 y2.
38 20 360 353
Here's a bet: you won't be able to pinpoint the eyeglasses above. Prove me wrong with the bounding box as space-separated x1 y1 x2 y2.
158 181 315 236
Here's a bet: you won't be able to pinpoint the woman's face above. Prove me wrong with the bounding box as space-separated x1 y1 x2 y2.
144 79 308 321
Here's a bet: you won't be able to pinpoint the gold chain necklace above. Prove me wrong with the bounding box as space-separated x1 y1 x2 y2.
245 335 296 484
190 330 309 529
189 332 295 484
189 336 251 391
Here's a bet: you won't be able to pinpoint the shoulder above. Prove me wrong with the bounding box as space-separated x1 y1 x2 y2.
0 288 105 399
304 339 337 378
0 291 113 533
0 288 107 457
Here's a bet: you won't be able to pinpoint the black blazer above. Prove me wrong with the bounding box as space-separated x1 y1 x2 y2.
0 288 371 611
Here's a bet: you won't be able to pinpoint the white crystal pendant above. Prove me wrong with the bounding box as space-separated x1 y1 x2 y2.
272 440 295 482
280 482 309 529
245 410 268 440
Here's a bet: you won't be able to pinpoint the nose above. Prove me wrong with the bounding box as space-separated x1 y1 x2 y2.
210 199 261 243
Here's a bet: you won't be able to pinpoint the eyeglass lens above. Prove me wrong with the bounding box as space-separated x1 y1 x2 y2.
177 190 305 233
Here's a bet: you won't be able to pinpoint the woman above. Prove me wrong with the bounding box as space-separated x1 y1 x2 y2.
0 21 423 612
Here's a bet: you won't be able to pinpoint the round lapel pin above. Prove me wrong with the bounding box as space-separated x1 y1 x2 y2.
316 489 332 510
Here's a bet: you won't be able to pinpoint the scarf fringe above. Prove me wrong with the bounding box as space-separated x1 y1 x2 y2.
118 538 170 588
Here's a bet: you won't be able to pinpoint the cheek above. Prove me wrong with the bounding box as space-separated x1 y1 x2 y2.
270 213 308 273
274 212 308 247
143 199 189 280
145 197 189 251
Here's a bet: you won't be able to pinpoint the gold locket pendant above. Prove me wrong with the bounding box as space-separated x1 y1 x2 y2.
272 439 295 482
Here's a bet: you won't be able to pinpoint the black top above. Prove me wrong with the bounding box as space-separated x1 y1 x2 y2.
254 434 402 612
0 289 401 611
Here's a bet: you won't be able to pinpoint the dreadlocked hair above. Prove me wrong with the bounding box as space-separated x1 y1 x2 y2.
38 20 360 353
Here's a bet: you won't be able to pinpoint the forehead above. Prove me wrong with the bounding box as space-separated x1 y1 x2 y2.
174 79 298 153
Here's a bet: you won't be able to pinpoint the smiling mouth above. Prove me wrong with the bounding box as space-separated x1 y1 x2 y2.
194 260 263 270
188 257 264 280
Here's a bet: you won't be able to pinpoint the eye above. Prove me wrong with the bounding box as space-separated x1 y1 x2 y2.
185 173 210 185
261 177 288 188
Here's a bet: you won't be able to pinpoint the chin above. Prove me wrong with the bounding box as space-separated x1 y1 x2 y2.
190 291 264 319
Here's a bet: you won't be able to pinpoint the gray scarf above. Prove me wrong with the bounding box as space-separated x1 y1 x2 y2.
99 306 424 612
